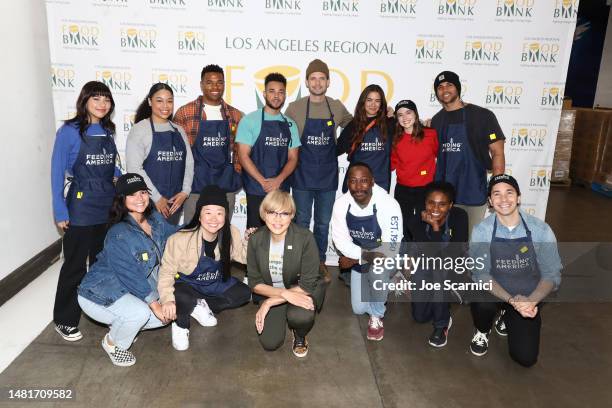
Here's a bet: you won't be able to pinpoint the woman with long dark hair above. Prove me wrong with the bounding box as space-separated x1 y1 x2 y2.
391 100 439 241
51 81 120 342
157 185 252 351
126 83 193 224
77 173 179 366
337 84 395 192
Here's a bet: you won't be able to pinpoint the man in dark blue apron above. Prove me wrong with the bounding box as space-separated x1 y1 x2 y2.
174 64 243 223
142 118 187 225
286 59 354 283
331 163 403 342
431 71 506 235
236 72 301 229
468 174 562 367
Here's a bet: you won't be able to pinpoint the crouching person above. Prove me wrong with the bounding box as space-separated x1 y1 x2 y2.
249 190 326 358
158 185 252 351
78 174 179 366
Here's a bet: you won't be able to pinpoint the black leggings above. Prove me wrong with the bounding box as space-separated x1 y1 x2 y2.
394 184 426 241
54 224 107 326
471 301 542 367
174 281 251 329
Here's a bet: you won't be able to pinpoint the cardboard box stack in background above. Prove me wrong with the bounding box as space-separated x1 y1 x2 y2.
570 108 612 187
552 109 576 183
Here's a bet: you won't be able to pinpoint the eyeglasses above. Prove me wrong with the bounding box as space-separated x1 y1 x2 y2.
265 210 292 220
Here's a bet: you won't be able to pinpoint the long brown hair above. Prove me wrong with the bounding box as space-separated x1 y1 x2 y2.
66 81 116 139
349 84 388 158
393 106 425 151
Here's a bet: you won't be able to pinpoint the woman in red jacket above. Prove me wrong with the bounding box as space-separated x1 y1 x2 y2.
391 100 438 241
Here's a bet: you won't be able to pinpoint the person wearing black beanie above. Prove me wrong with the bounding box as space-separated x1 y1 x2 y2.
430 70 506 236
157 184 253 351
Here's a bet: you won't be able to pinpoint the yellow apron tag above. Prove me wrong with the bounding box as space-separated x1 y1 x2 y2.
76 191 84 199
175 273 180 279
141 252 149 261
489 133 497 140
420 170 427 176
327 120 333 126
520 246 528 253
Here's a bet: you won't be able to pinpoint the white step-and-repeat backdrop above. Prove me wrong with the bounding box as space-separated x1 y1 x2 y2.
45 0 578 254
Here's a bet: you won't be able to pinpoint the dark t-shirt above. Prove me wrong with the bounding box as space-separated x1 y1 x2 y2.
431 104 504 170
336 117 396 156
407 206 469 243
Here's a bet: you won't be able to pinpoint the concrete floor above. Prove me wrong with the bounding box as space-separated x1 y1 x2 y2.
1 185 611 408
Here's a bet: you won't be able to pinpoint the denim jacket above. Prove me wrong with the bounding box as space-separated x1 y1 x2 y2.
78 211 179 306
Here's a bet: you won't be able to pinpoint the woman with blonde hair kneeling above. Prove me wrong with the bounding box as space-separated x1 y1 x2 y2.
248 190 326 357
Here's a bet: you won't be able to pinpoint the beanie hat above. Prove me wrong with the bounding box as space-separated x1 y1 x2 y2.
196 185 229 212
434 71 461 97
306 59 329 79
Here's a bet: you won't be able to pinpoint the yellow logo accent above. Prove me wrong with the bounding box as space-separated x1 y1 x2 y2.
254 65 300 96
76 192 83 199
327 120 333 126
489 133 497 140
175 273 180 279
420 170 427 175
142 252 149 261
520 246 528 253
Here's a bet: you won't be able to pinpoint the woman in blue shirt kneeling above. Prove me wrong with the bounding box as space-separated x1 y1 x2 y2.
78 173 179 367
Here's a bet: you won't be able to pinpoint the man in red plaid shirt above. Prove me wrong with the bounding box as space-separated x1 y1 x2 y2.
174 64 244 222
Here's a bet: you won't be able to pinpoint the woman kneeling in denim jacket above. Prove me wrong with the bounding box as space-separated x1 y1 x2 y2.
78 173 179 366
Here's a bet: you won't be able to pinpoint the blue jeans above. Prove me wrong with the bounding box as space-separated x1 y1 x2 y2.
78 294 166 349
350 269 390 318
292 189 336 262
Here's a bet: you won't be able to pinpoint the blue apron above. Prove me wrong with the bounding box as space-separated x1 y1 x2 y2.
490 214 541 296
176 240 237 296
292 98 337 191
346 204 383 273
344 123 391 192
191 101 241 193
143 118 186 198
242 109 292 196
436 109 487 205
66 130 117 226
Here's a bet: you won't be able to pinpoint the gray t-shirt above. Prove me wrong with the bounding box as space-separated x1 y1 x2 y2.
126 119 194 202
268 237 285 288
285 96 353 137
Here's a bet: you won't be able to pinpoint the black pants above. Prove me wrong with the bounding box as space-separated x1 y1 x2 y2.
259 300 316 351
53 224 107 326
174 281 251 329
394 184 426 241
246 194 265 229
471 301 542 367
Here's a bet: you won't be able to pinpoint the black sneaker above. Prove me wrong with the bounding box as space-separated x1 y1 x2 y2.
494 310 508 337
292 331 309 358
428 317 452 348
55 324 83 342
470 330 490 356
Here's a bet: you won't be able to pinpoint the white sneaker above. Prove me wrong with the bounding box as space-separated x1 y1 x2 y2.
191 299 217 327
171 323 189 351
242 276 248 285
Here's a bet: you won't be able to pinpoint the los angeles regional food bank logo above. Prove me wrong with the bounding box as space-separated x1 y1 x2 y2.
61 23 100 49
177 30 206 55
379 0 417 18
120 26 157 52
437 0 476 18
254 66 301 108
553 0 577 21
495 0 533 18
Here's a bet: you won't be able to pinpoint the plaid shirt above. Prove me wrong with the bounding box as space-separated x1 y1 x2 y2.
174 96 243 172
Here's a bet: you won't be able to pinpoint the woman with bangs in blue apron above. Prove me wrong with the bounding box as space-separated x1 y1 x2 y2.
337 84 395 193
126 83 194 225
51 81 121 342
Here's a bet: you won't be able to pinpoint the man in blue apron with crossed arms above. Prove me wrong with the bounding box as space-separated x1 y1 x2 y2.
468 174 562 367
431 71 506 235
236 72 301 229
286 59 353 283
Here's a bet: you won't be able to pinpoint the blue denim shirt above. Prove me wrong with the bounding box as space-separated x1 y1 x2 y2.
469 210 562 289
78 211 180 306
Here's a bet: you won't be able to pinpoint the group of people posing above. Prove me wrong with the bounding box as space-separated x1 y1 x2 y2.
50 59 561 368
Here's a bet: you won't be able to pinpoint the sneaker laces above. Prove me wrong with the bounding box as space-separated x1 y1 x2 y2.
369 317 383 329
472 331 488 346
57 324 78 332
